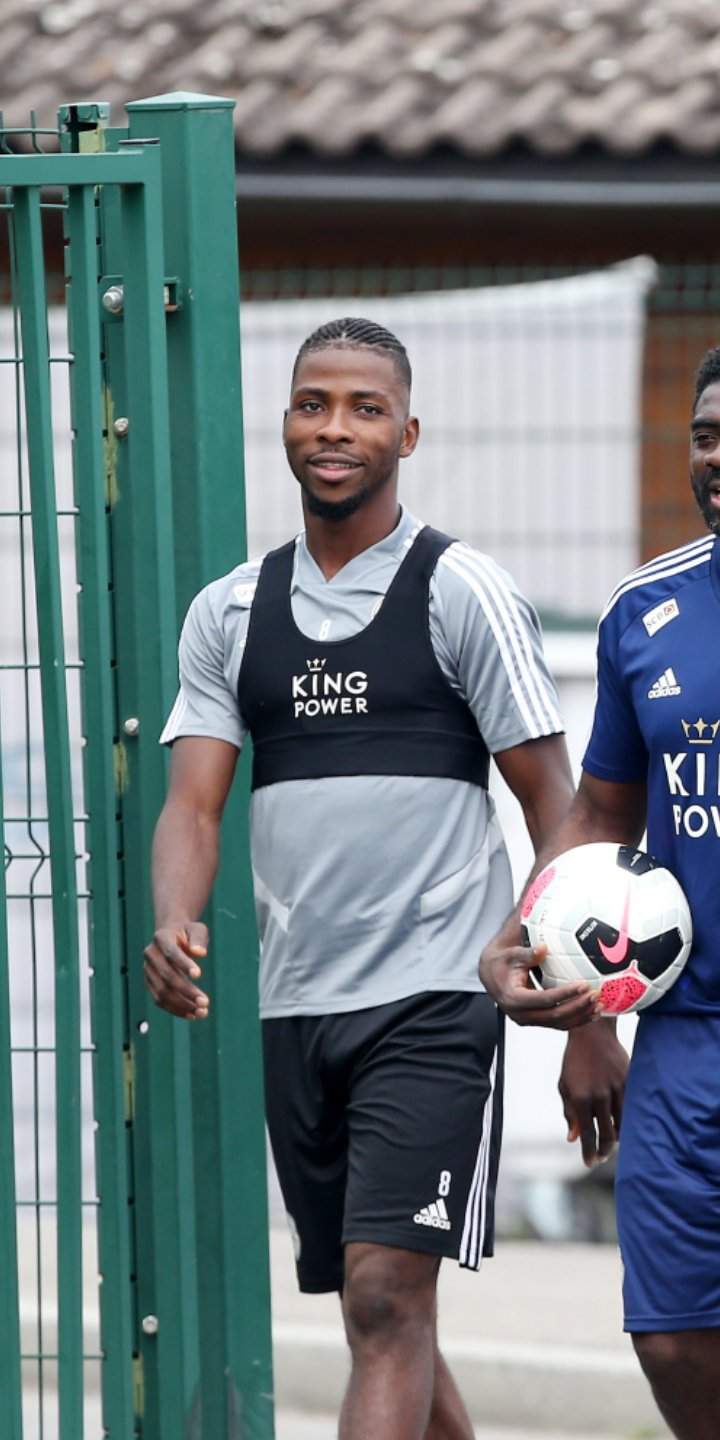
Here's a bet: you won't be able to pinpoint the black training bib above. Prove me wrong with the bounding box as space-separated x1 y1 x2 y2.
238 526 489 792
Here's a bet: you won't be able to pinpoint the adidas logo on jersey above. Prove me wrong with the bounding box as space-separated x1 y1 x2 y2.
413 1198 451 1231
648 667 681 699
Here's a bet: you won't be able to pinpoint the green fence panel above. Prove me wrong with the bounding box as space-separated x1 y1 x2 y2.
127 91 275 1440
1 145 63 1440
65 177 135 1436
107 141 202 1436
2 100 276 1439
12 182 85 1440
0 701 23 1440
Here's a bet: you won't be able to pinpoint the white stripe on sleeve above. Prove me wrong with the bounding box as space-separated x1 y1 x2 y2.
601 539 713 620
441 546 562 738
159 689 188 745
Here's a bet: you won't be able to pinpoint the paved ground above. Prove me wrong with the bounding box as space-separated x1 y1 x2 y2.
270 1227 670 1437
277 1417 626 1440
18 1217 670 1436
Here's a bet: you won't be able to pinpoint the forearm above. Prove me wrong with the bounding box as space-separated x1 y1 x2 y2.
491 780 574 952
151 799 221 927
494 775 647 951
544 780 645 855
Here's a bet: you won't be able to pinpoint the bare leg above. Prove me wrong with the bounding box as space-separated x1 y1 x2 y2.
424 1345 475 1440
339 1243 440 1440
633 1329 720 1440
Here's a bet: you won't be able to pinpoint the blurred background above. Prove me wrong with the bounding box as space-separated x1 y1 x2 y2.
1 3 717 1433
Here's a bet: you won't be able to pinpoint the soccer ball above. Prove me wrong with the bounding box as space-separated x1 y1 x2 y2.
521 842 692 1015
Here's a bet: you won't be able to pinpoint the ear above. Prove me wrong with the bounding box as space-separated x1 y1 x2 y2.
399 415 420 459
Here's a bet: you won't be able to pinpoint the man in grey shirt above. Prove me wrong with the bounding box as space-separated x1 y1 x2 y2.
145 317 597 1440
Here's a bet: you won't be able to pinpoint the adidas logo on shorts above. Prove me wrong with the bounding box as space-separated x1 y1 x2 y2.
413 1198 451 1231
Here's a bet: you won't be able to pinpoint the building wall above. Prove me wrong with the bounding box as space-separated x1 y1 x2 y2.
642 311 718 561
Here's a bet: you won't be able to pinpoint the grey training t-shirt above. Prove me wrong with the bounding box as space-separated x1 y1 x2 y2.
161 508 563 1017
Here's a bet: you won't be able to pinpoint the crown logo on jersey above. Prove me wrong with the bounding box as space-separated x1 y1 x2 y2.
306 658 326 673
681 718 720 744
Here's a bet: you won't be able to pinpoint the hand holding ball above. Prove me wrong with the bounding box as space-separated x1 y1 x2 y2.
522 843 692 1015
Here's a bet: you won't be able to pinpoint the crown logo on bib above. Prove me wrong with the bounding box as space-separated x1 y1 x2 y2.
306 658 326 673
681 718 720 744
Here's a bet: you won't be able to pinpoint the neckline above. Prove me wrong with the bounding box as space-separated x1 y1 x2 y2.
298 507 416 588
285 524 425 649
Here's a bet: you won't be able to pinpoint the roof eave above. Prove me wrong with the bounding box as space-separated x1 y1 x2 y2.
234 170 720 208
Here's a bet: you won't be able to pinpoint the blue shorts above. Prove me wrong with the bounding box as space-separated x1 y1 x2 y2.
616 1011 720 1333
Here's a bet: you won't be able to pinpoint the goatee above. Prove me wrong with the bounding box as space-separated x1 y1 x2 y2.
304 490 368 521
692 478 720 535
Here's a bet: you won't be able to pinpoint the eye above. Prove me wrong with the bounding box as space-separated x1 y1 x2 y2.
357 403 382 415
298 399 322 412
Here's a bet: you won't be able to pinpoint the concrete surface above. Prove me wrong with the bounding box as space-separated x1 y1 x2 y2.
277 1417 634 1440
16 1216 670 1436
270 1227 671 1437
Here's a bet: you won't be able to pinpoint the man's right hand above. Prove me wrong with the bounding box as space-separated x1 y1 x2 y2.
144 921 211 1021
479 939 600 1030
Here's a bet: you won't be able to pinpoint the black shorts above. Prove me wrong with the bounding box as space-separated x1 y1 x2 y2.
262 989 504 1293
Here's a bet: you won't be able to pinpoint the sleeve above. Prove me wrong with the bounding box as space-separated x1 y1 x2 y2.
159 584 247 749
582 614 648 782
430 544 564 754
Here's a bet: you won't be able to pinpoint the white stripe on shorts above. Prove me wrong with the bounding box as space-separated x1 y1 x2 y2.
459 1048 498 1270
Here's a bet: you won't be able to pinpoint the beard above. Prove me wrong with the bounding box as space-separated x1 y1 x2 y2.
293 458 395 523
691 473 720 535
303 487 369 521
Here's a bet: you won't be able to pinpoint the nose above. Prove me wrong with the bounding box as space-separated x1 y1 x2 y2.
315 405 354 444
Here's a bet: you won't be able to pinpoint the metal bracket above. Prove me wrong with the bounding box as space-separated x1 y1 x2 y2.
99 274 184 322
123 1047 135 1124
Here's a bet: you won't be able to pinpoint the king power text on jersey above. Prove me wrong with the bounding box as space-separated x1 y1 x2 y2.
292 667 369 719
665 749 720 837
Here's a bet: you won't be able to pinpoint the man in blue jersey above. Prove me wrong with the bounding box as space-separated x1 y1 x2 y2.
144 318 597 1440
481 346 720 1439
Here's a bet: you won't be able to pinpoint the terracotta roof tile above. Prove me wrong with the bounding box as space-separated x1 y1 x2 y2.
4 0 720 158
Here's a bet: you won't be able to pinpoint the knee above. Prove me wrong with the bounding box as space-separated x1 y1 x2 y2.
633 1331 691 1389
343 1277 404 1344
342 1250 435 1348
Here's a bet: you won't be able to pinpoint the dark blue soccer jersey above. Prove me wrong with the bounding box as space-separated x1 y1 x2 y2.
583 533 720 1015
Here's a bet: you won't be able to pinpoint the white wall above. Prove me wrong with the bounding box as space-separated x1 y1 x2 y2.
240 257 656 618
491 631 637 1187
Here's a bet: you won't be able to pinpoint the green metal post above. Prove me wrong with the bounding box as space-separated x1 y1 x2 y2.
108 146 201 1437
126 91 274 1439
65 176 135 1436
13 185 84 1440
0 704 23 1437
89 140 166 1436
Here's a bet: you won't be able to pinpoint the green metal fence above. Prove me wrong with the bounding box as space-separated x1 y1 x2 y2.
0 95 273 1439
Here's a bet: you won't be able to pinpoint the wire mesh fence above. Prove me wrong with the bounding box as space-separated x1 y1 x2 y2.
1 131 103 1438
2 97 275 1440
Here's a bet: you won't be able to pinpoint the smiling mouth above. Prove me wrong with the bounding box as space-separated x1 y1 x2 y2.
308 457 363 481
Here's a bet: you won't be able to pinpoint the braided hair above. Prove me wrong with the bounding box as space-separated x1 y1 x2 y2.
293 316 412 390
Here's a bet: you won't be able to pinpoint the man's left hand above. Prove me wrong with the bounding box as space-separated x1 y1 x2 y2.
559 1020 629 1168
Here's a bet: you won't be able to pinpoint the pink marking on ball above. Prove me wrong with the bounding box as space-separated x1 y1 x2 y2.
599 969 648 1014
521 865 556 920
